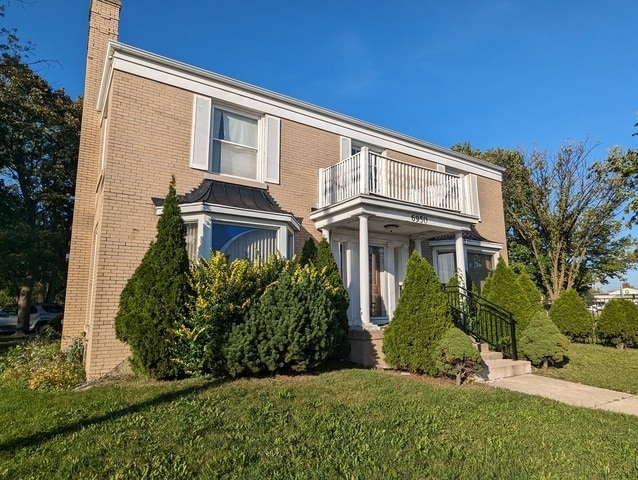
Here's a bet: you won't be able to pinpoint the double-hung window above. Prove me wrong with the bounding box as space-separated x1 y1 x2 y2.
191 95 281 184
212 108 259 180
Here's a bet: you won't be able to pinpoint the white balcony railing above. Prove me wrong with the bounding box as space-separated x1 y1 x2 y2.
318 148 479 216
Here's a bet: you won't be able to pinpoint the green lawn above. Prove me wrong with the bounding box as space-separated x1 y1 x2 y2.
534 343 638 394
1 366 638 479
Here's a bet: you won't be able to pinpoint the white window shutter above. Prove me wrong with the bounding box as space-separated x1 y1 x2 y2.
265 115 281 184
190 95 211 171
468 174 480 217
340 136 352 160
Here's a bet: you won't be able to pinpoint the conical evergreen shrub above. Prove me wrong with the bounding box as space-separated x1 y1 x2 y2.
225 265 338 376
597 299 638 348
549 289 593 343
484 257 540 337
382 251 453 375
519 311 569 369
115 177 192 379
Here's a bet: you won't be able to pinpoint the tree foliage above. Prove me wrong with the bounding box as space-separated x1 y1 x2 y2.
382 251 453 374
114 178 192 379
0 53 80 331
453 140 638 300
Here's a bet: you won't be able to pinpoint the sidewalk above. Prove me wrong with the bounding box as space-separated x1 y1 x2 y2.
487 374 638 416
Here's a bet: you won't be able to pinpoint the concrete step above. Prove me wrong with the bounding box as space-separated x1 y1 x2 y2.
480 350 503 361
479 358 532 381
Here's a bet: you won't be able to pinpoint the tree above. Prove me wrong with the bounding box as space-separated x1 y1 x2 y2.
0 57 81 332
454 140 638 300
434 327 482 386
114 177 192 379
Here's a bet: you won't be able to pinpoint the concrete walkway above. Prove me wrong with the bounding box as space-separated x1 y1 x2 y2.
487 374 638 416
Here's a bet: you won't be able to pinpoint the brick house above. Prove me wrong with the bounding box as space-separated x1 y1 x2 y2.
64 0 508 379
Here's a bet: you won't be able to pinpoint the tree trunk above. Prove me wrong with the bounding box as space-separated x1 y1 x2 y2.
455 371 462 386
16 273 34 335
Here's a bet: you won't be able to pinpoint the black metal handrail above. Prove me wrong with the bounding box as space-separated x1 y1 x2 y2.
445 285 518 360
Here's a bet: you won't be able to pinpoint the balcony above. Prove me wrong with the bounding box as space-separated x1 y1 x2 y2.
317 148 479 217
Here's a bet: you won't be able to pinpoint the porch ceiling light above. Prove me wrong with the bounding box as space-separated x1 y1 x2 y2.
384 223 399 232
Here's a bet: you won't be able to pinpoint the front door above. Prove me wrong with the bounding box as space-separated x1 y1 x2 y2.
369 245 387 320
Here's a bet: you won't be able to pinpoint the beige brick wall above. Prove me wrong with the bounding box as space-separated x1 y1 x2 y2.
63 0 121 350
475 176 508 260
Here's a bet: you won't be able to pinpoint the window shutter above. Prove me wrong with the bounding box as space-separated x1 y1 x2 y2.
190 95 211 171
467 174 480 217
264 115 280 184
340 136 352 160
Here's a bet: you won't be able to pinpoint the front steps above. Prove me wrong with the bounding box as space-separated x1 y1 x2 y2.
474 342 531 381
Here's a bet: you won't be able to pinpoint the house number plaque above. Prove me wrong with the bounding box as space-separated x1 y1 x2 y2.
411 214 428 224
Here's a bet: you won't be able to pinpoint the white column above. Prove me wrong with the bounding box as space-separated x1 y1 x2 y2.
455 232 466 287
413 237 423 257
386 245 396 321
359 215 371 326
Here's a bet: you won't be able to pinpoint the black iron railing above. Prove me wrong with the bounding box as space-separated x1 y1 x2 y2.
445 285 518 360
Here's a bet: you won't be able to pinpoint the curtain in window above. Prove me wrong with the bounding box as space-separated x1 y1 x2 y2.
212 223 277 262
437 252 456 283
212 109 258 179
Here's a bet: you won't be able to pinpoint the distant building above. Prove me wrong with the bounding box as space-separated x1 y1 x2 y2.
592 286 638 311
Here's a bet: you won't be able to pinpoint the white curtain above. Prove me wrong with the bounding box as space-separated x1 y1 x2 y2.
437 252 456 283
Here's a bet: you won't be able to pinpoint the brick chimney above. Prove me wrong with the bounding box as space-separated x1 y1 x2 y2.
63 0 121 348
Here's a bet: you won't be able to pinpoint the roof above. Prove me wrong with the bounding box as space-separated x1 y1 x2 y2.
428 227 494 243
154 179 294 216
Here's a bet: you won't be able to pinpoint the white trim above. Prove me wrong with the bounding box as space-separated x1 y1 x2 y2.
99 42 505 181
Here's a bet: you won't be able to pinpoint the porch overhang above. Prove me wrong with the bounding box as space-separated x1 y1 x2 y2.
309 193 479 236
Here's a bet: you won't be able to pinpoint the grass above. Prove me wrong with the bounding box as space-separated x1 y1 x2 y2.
534 342 638 394
1 366 638 479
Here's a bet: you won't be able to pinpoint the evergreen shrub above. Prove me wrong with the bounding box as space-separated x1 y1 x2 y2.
115 177 192 379
433 327 482 385
519 311 569 369
484 257 541 340
382 251 452 375
224 266 338 376
597 299 638 349
549 289 593 342
178 252 288 376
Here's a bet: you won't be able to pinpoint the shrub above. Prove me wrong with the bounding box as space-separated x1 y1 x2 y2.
178 252 288 376
114 177 192 379
1 336 85 390
434 327 482 385
549 289 593 342
484 257 541 339
382 251 453 375
225 265 338 377
597 299 638 349
519 311 569 369
517 270 542 309
314 237 350 359
299 237 317 267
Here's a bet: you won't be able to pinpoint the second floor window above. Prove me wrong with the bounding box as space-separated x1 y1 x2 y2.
212 108 259 180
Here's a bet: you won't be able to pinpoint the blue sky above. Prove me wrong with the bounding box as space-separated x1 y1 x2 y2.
5 0 638 289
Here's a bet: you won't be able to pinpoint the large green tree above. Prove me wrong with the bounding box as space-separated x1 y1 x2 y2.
454 140 638 300
0 57 80 332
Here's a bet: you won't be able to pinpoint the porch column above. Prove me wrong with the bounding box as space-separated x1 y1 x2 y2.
413 237 423 257
359 215 371 326
455 232 466 288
